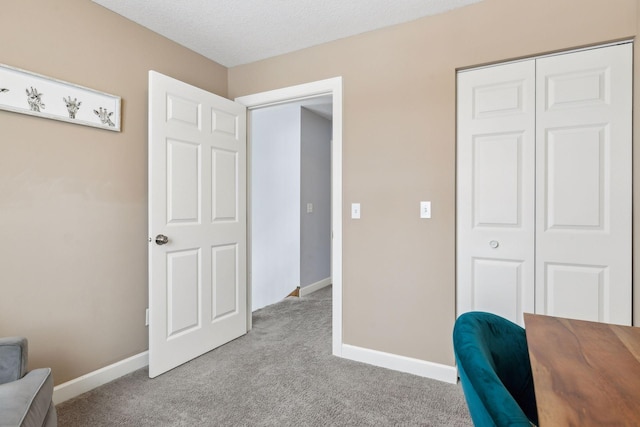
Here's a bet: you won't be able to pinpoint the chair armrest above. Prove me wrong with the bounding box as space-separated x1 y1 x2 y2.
0 337 28 384
0 368 54 427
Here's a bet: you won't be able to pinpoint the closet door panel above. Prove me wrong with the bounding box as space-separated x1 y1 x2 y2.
546 126 603 229
545 263 605 322
457 60 536 326
535 43 632 325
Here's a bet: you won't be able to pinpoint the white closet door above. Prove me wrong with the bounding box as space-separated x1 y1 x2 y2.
535 44 632 325
456 60 536 326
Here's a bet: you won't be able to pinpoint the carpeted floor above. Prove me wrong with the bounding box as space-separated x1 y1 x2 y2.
56 286 472 426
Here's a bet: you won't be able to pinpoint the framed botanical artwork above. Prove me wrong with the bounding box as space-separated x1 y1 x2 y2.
0 63 121 132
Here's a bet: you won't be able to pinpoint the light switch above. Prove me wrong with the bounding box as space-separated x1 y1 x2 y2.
420 201 431 219
351 203 361 219
307 203 313 213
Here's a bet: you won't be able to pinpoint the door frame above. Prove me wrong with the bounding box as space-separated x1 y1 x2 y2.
235 77 343 356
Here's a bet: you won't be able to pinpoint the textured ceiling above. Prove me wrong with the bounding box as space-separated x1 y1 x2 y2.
92 0 483 67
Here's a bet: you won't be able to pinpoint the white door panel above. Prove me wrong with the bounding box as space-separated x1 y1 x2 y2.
149 71 247 378
535 44 632 324
544 263 605 322
457 60 536 326
472 258 524 323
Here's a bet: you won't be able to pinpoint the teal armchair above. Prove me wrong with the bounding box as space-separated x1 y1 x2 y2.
453 312 538 427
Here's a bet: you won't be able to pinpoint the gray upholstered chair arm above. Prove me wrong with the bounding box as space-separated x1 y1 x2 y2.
0 337 28 385
0 368 55 427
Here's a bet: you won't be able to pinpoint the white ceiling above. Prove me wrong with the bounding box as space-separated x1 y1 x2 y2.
92 0 483 68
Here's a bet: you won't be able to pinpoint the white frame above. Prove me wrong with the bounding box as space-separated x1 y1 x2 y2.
0 63 121 131
235 77 344 356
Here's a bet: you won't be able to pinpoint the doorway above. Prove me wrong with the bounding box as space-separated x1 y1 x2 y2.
236 77 344 356
250 97 333 312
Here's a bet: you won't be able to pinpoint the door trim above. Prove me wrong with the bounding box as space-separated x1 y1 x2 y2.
457 39 633 73
235 77 344 356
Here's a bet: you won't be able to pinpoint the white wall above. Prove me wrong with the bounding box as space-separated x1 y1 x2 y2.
251 104 301 311
300 108 332 288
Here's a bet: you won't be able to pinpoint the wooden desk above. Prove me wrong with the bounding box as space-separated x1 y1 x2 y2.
524 313 640 426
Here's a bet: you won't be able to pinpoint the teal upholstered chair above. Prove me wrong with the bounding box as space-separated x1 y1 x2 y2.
453 312 538 427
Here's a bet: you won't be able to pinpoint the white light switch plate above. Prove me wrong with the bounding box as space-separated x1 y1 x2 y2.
420 201 431 219
351 203 361 219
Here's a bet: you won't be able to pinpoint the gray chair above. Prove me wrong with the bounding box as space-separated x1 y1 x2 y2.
0 337 57 427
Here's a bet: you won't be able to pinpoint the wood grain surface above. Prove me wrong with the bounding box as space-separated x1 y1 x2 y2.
524 313 640 426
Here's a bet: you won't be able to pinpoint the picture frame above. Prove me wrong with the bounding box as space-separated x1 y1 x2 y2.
0 63 121 132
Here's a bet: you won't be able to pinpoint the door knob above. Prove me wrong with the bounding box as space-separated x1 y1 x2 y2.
155 234 169 245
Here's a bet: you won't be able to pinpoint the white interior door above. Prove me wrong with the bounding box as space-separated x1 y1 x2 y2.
148 71 247 378
535 44 632 324
456 60 536 326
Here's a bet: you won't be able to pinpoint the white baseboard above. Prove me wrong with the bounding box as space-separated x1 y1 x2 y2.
340 344 458 384
52 343 456 405
53 351 149 405
299 277 332 297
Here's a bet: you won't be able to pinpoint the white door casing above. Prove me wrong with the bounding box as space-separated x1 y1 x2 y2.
148 71 247 378
457 60 536 326
457 42 632 326
535 44 632 324
235 77 343 355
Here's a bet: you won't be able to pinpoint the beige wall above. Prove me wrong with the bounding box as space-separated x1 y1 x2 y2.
229 0 639 366
2 0 639 387
0 0 227 384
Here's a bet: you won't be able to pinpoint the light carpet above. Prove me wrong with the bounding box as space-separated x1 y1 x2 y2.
56 286 472 426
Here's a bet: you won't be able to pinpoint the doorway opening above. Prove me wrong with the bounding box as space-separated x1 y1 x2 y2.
249 96 333 311
236 77 343 356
